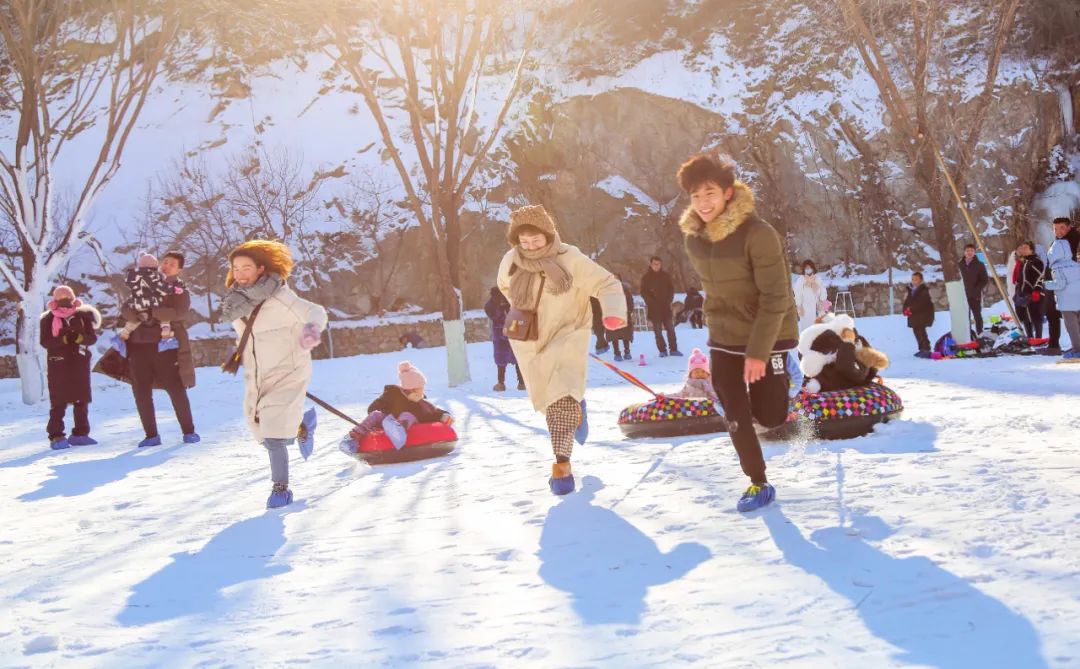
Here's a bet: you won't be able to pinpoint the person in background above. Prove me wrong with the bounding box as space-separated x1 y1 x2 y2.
684 286 705 329
485 286 526 391
610 273 636 362
1045 221 1080 359
640 256 681 357
903 271 934 358
793 259 828 333
958 243 988 336
590 297 609 355
1013 241 1045 340
40 285 101 450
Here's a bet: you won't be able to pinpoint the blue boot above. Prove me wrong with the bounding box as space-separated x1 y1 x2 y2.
49 437 70 450
183 432 201 444
574 399 589 445
297 408 317 460
68 435 97 446
548 462 575 495
266 483 293 509
736 483 776 512
138 435 162 448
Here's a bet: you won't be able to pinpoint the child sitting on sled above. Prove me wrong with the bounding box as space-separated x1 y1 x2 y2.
341 361 453 453
669 348 720 403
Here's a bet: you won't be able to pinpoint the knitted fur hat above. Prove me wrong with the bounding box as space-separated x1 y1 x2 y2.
506 205 558 246
398 360 427 391
138 253 159 269
687 348 710 375
52 285 76 301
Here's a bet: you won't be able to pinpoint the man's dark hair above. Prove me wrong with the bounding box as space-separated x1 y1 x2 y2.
912 271 924 280
650 255 662 263
163 251 185 268
676 153 736 193
1019 240 1034 250
1053 217 1073 226
964 243 976 251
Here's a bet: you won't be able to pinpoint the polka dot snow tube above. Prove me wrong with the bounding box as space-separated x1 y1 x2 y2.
618 396 727 439
787 382 903 440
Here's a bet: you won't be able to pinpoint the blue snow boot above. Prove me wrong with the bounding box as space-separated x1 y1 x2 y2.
68 435 97 446
137 435 162 448
266 482 293 509
737 483 776 512
574 399 589 445
659 351 669 358
183 432 201 444
49 437 70 450
297 408 317 460
614 353 623 362
549 462 575 496
670 349 684 357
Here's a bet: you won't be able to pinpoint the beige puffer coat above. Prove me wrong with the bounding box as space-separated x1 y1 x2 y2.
497 244 626 413
233 283 327 442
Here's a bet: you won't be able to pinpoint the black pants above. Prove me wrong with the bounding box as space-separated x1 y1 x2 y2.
912 326 930 352
129 344 195 438
650 315 678 354
1017 301 1044 339
1045 291 1061 348
690 310 704 329
612 337 631 357
497 364 524 385
711 350 790 484
967 294 983 334
47 399 89 440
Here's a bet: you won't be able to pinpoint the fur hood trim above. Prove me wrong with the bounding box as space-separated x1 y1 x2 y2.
41 303 102 330
678 181 757 243
798 314 854 378
856 346 889 371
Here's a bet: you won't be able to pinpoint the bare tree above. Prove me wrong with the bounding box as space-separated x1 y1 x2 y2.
313 0 536 386
336 171 408 315
832 0 1021 337
0 0 178 403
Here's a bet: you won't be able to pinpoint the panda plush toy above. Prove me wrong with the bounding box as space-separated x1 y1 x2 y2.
798 314 890 394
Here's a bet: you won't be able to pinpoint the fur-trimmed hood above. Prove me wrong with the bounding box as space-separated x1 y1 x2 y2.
41 303 102 330
798 313 889 380
678 181 757 243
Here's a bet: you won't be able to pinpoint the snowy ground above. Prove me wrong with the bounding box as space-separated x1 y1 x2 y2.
2 312 1079 668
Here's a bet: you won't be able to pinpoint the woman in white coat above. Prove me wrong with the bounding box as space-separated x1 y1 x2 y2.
793 259 828 333
496 205 627 496
221 240 328 509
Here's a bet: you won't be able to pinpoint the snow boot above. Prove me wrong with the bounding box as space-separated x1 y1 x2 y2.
737 483 776 512
614 353 623 362
138 435 162 448
670 349 684 357
574 399 589 445
382 415 408 450
183 432 201 444
493 382 506 392
659 351 669 358
68 435 97 446
266 482 293 509
549 462 575 495
297 408 317 460
49 437 70 450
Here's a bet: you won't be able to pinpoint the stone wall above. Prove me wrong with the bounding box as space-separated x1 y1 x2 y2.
834 282 1002 317
0 315 494 380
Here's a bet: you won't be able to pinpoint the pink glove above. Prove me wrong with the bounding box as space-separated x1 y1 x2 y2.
603 316 625 330
299 322 322 350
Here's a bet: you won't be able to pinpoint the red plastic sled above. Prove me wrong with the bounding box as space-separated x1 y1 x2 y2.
350 422 457 465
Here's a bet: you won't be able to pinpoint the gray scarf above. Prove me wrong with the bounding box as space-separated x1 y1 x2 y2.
220 273 283 322
508 236 573 310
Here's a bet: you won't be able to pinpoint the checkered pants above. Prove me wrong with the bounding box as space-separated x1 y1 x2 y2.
545 396 582 460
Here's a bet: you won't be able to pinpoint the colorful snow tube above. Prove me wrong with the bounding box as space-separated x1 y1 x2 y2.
788 383 903 440
618 396 727 439
348 422 457 465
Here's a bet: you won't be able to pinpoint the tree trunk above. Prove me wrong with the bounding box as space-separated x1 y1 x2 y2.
15 279 48 404
438 208 470 386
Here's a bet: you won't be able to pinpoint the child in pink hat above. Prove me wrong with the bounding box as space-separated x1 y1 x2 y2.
341 361 453 452
670 348 719 402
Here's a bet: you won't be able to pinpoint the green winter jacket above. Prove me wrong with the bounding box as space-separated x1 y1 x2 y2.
680 181 799 361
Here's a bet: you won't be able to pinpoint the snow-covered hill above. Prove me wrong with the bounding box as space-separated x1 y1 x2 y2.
2 312 1078 667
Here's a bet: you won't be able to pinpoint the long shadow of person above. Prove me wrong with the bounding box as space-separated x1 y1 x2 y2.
538 476 710 626
117 508 294 627
18 445 184 502
763 510 1048 669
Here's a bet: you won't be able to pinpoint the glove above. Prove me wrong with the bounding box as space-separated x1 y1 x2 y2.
440 414 454 427
299 322 322 350
1031 290 1041 302
602 316 626 330
903 308 912 317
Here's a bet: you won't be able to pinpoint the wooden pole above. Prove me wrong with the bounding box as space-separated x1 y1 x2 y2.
922 134 1025 332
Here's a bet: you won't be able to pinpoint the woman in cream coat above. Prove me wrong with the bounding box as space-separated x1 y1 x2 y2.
221 240 327 509
497 205 626 495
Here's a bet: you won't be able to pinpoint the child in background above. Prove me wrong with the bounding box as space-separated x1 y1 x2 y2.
121 253 173 340
342 361 453 452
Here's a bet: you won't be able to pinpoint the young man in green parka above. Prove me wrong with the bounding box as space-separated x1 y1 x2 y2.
676 154 799 512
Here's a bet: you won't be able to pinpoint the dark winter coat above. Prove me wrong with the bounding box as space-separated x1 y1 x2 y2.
611 281 635 343
1014 256 1045 298
679 181 800 361
684 288 704 312
484 289 517 367
640 268 674 321
368 385 450 423
959 256 988 302
40 304 101 404
121 276 195 388
813 337 880 393
1063 228 1080 260
903 283 934 328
